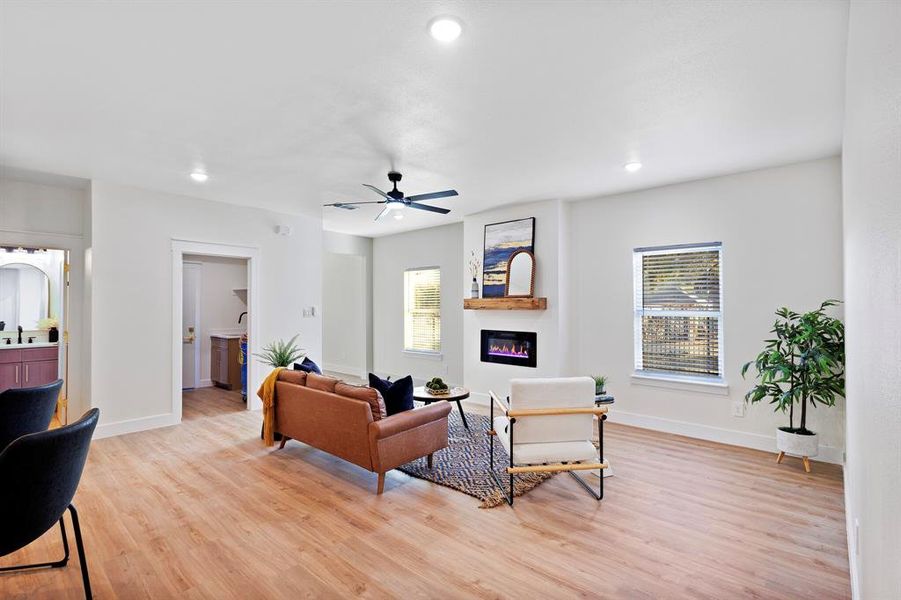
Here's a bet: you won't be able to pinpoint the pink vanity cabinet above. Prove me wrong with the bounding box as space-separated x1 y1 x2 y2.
0 346 60 392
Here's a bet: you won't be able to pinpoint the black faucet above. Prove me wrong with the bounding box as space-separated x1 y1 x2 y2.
238 312 247 324
17 326 23 345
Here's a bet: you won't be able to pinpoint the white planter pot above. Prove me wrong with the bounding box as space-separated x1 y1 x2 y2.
776 428 819 457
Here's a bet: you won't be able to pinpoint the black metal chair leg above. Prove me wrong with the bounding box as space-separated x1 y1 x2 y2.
68 504 93 599
568 470 604 500
0 517 71 572
456 400 469 429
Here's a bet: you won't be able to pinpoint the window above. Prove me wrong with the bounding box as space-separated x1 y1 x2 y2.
404 267 441 353
633 243 723 380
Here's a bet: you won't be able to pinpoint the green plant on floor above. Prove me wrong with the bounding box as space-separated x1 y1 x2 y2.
254 334 306 368
426 377 449 393
742 300 845 435
592 375 607 395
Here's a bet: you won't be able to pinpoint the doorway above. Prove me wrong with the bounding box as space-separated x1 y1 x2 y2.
181 255 249 419
171 240 261 424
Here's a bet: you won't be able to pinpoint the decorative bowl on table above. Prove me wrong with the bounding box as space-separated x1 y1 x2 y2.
425 377 450 395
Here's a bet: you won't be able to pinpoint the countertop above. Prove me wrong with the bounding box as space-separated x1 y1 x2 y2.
0 341 59 349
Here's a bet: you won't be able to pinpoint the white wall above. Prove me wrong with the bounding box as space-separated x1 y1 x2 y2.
183 254 248 386
841 1 901 596
0 174 90 420
372 223 463 384
463 200 566 403
569 158 845 461
323 253 366 377
89 181 322 434
323 231 373 375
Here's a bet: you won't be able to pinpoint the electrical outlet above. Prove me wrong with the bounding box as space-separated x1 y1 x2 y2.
854 518 860 556
731 400 746 417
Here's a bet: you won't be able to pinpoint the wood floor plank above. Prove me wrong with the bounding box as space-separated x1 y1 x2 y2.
0 387 850 599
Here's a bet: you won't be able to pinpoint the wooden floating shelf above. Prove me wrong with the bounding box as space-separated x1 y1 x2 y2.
463 297 547 310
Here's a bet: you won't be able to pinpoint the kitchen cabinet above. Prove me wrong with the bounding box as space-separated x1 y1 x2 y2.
0 345 60 392
211 336 241 391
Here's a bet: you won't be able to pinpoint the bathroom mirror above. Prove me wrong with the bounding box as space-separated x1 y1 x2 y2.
0 263 51 330
505 250 535 297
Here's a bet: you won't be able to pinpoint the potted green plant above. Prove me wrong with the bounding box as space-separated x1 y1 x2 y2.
592 375 607 396
742 301 845 467
254 334 306 368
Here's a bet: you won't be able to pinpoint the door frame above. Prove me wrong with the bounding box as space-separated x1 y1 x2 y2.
181 261 202 390
171 239 261 422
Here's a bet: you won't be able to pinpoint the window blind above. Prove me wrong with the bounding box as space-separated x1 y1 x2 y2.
634 244 723 377
404 268 441 352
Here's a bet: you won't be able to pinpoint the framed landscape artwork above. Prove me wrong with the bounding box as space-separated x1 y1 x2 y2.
482 217 535 298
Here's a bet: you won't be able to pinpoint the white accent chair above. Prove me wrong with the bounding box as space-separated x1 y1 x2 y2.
489 377 608 506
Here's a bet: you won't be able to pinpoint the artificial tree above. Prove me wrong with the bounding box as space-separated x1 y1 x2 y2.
742 300 845 440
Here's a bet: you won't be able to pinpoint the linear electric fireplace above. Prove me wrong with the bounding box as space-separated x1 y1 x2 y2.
481 330 537 368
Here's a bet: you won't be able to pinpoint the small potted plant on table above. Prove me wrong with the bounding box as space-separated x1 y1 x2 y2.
742 301 845 472
592 375 607 396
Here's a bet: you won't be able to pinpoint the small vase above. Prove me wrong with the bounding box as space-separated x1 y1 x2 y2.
471 278 480 299
48 327 59 343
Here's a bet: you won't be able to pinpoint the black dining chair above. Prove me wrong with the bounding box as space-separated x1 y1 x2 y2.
0 408 99 599
0 379 64 451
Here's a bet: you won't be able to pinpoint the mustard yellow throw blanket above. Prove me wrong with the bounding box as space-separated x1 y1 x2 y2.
258 367 285 446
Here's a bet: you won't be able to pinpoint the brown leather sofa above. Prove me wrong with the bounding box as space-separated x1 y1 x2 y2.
274 370 451 494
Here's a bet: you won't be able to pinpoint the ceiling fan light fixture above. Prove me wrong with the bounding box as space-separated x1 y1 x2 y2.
429 16 462 42
190 170 209 182
386 201 404 211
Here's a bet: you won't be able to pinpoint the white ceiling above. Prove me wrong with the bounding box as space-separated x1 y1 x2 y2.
0 1 848 237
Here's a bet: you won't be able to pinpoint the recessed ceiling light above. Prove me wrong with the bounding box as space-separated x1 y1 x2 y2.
393 213 404 220
624 162 642 173
429 17 462 42
190 170 208 182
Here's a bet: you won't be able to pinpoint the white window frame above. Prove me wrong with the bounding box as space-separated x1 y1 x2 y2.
403 266 442 356
632 242 725 387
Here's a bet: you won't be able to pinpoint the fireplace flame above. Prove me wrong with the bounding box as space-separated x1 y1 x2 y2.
488 343 530 358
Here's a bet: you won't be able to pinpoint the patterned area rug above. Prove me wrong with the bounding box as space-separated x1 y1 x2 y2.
398 405 556 508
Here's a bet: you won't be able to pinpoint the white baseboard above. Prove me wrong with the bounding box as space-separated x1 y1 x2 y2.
93 412 180 439
610 410 844 464
199 378 213 388
844 467 860 599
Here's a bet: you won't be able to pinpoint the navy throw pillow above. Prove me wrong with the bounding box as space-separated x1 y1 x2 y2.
368 373 414 416
293 357 322 375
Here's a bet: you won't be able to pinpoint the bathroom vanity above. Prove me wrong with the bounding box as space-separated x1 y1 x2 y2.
0 344 59 393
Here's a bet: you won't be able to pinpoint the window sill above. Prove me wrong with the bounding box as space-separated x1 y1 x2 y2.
631 372 729 396
402 350 444 361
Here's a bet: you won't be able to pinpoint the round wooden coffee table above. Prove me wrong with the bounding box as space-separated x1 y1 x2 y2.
413 386 470 429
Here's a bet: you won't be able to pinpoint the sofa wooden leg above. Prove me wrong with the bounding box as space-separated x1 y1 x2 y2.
427 453 433 469
377 472 385 495
278 436 289 449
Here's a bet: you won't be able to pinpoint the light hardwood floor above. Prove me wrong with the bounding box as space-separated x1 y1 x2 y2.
0 388 851 599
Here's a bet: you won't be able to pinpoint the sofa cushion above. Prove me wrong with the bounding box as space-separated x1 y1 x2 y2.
335 382 387 421
293 357 322 375
277 370 307 386
306 373 339 393
368 373 414 416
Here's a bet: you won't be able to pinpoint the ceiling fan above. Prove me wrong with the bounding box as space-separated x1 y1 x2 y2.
324 171 458 221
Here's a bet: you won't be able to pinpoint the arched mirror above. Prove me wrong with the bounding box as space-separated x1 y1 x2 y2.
505 250 535 298
0 263 51 330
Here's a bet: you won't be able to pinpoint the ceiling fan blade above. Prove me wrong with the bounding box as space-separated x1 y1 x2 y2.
323 201 384 206
362 184 392 200
374 206 392 221
407 202 451 214
404 189 458 203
